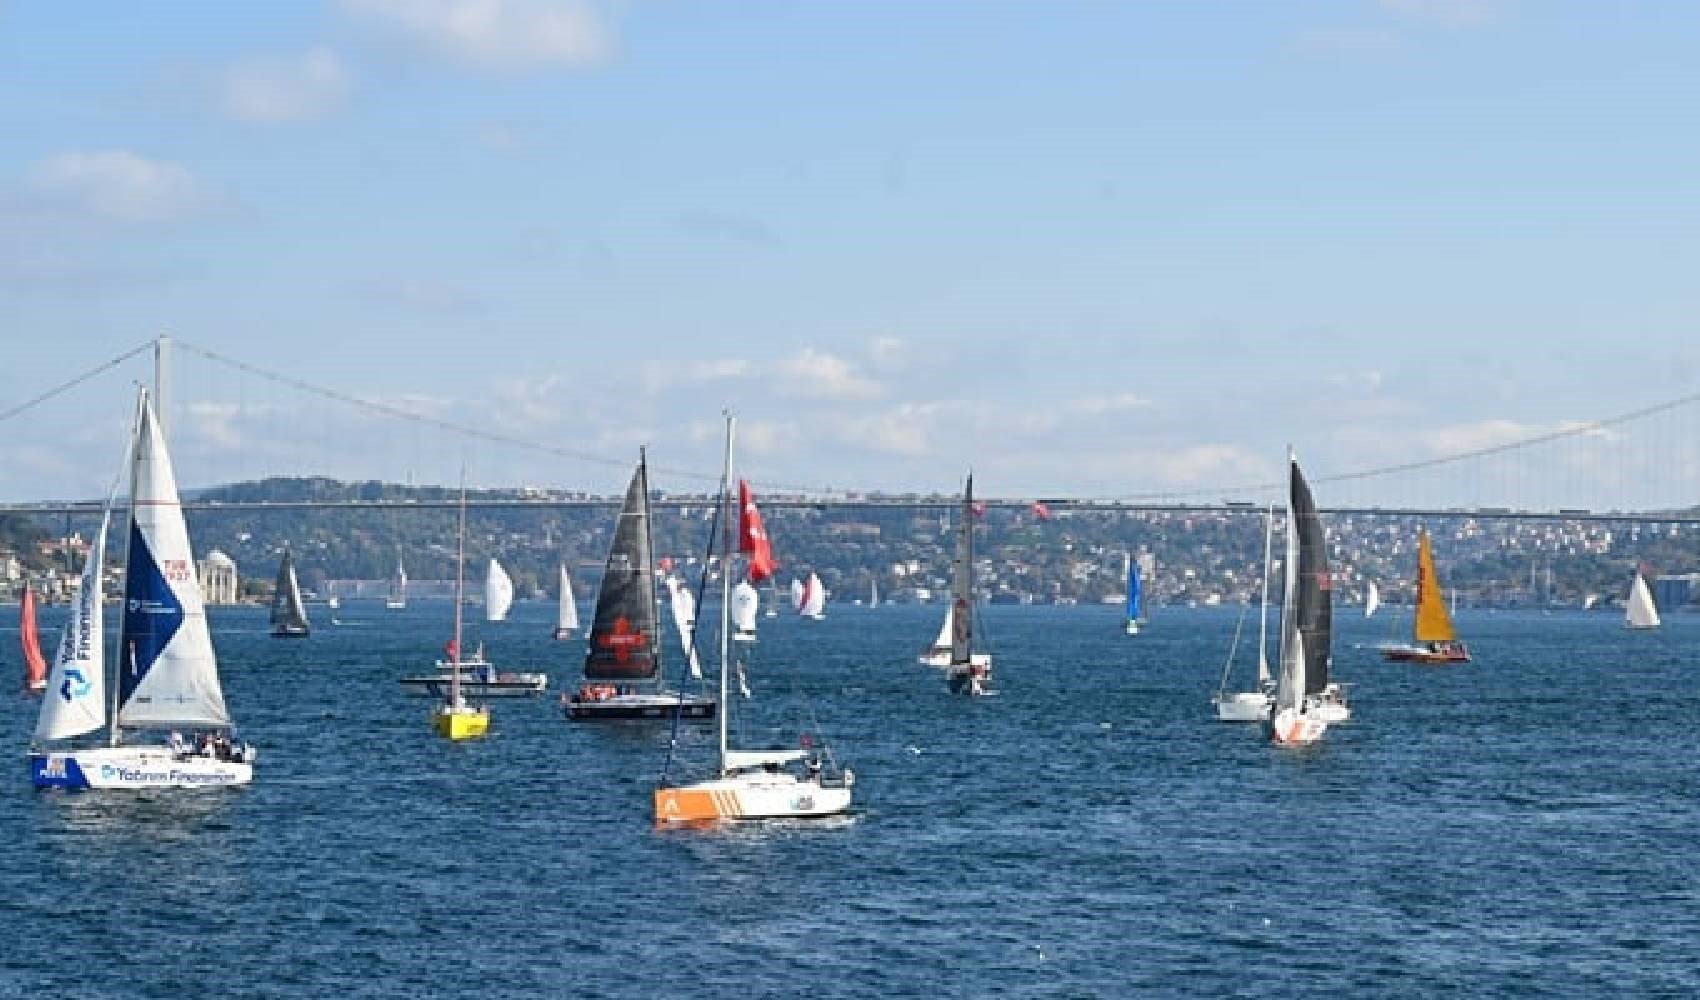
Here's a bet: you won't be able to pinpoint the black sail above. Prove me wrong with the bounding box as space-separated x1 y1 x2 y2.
1290 459 1332 695
583 458 662 681
269 547 310 636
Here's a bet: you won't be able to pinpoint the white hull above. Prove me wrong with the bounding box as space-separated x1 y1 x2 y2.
656 771 853 823
31 744 254 790
918 650 992 670
1314 685 1351 723
1214 690 1272 722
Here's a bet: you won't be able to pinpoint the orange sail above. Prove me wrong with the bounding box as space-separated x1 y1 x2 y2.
1411 530 1457 644
20 585 48 691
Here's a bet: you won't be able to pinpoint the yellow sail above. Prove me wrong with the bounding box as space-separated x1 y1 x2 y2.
1412 530 1456 643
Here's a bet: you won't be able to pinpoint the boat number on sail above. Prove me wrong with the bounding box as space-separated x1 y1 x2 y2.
160 558 192 582
597 616 647 663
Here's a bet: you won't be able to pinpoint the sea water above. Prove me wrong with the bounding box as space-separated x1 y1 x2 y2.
3 603 1697 997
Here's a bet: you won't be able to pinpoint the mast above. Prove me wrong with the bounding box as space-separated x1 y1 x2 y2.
154 334 171 445
718 414 735 774
638 447 663 692
109 388 146 747
1257 502 1273 687
451 474 467 708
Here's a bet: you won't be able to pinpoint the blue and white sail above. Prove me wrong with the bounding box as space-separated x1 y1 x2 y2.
115 391 232 733
1124 552 1145 635
33 507 112 742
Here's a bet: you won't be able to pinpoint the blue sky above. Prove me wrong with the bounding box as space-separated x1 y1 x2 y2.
4 1 1699 508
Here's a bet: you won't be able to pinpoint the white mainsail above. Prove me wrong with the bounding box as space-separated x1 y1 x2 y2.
931 603 955 651
666 576 704 680
34 507 112 742
799 572 826 618
790 577 805 612
731 580 759 639
1364 580 1381 619
115 391 232 733
1625 572 1661 630
485 558 515 622
556 565 579 634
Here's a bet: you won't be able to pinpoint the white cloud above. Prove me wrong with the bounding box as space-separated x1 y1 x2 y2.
639 358 751 395
27 150 200 222
220 46 351 123
183 401 247 450
1418 418 1616 457
353 277 485 316
829 403 942 457
342 0 610 70
773 349 883 401
868 336 905 366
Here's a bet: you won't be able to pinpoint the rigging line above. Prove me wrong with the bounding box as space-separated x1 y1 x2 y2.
171 338 836 494
0 340 155 424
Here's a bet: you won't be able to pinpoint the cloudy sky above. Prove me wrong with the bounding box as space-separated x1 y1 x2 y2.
4 1 1699 509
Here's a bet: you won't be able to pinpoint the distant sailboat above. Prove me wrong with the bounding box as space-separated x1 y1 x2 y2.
793 572 826 620
553 565 579 639
1267 450 1337 746
1364 580 1381 619
386 557 408 609
1213 504 1275 722
31 387 256 789
944 474 993 696
869 578 880 609
1379 529 1470 664
731 580 760 642
20 584 48 694
485 558 515 622
1124 552 1145 635
269 546 311 638
1625 570 1661 630
432 480 490 740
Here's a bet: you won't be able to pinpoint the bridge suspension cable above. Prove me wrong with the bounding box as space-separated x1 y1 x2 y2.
0 339 154 425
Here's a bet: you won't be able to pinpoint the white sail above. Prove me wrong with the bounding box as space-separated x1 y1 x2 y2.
1625 572 1661 629
1364 580 1381 619
1272 472 1304 716
557 565 579 633
799 572 826 618
666 576 704 680
731 580 759 638
932 603 955 650
485 558 515 622
790 577 806 612
388 559 407 608
115 391 233 732
34 507 112 742
870 579 880 609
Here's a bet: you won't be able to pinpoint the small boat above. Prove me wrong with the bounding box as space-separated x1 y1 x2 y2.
566 451 715 722
399 645 549 698
485 558 514 622
654 414 852 824
943 474 994 696
1267 449 1336 746
731 580 760 642
1624 569 1661 630
552 565 579 639
269 545 311 638
1364 580 1381 619
1123 551 1146 635
792 572 826 620
386 556 407 609
326 591 341 610
1378 529 1470 663
431 481 489 740
918 600 993 670
20 584 48 694
31 387 256 789
1213 505 1274 722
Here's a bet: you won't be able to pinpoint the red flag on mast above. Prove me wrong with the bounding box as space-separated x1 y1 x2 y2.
738 479 779 583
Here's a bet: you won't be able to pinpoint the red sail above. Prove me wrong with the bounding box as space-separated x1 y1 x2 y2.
20 586 47 690
738 479 779 584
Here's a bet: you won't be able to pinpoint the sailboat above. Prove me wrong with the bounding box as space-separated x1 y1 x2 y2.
269 545 311 638
1267 450 1336 747
553 565 579 639
653 414 853 824
1123 552 1145 635
869 578 880 609
386 556 408 609
1624 569 1661 630
485 558 515 622
1378 529 1470 663
1213 504 1275 722
792 572 826 619
731 580 760 642
1364 580 1381 619
432 480 490 740
565 452 715 721
944 474 994 696
20 584 48 694
31 387 256 789
665 575 705 682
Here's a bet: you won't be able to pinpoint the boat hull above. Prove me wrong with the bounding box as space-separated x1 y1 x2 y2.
30 745 254 791
946 662 993 696
1268 708 1328 746
1214 691 1272 722
654 774 852 824
918 651 991 670
432 705 490 740
400 673 548 698
270 627 310 638
565 692 716 721
1380 642 1470 664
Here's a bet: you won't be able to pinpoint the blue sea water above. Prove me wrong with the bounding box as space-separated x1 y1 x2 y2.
3 602 1698 998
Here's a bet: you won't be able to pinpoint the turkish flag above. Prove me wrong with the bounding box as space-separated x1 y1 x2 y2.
1031 501 1052 522
739 479 779 583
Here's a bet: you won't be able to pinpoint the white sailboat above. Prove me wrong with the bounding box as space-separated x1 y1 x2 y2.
485 557 515 622
793 572 826 619
944 474 994 696
654 414 853 824
386 557 408 609
1267 449 1338 746
1625 570 1661 630
870 578 880 609
553 565 579 639
1213 504 1275 722
31 388 256 790
1364 580 1381 619
731 580 760 642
